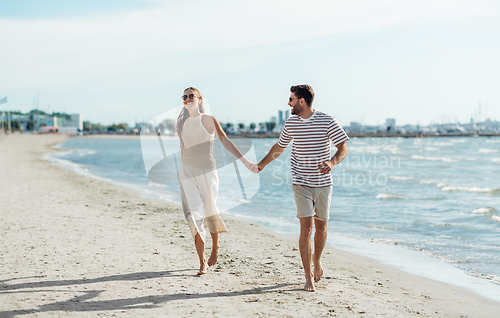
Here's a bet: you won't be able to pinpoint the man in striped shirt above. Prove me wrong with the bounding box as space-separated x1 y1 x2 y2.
258 85 349 292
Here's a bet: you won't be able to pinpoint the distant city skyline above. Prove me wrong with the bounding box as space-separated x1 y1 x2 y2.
1 0 500 126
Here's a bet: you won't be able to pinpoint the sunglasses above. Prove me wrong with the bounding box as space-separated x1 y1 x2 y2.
182 94 197 101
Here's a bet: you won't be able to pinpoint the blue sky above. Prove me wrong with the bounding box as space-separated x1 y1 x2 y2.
1 0 499 126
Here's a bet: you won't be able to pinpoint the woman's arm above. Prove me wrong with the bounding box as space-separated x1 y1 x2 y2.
202 115 257 172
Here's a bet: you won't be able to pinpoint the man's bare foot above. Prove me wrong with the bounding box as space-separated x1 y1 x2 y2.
304 277 315 292
197 262 208 275
313 260 323 282
207 246 219 267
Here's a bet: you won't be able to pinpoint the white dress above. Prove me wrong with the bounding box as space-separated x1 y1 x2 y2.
178 114 227 243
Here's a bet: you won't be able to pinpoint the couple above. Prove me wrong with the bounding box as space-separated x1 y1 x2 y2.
177 85 348 292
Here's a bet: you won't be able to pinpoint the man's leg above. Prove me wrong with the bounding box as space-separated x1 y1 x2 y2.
313 219 327 282
299 216 315 291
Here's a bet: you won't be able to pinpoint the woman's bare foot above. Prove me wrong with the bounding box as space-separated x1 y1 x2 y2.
304 276 315 292
197 262 208 275
207 245 219 267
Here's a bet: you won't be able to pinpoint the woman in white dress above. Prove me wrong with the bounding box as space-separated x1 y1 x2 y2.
176 87 257 275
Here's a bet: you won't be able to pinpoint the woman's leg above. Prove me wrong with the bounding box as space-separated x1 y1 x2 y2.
195 233 208 275
207 232 219 267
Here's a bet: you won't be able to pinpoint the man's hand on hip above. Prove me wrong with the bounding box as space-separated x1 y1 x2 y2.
317 160 334 174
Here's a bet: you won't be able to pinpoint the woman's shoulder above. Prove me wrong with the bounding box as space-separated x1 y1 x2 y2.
201 114 216 133
201 114 216 125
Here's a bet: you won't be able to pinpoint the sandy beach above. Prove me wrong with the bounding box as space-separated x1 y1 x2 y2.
1 133 500 317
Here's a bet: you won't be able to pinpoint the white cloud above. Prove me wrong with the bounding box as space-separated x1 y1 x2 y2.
1 0 499 125
1 0 498 90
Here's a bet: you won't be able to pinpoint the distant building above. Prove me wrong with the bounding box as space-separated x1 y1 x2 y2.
285 110 290 121
349 122 362 132
44 116 58 127
386 118 396 133
270 116 277 124
62 114 83 130
278 111 284 126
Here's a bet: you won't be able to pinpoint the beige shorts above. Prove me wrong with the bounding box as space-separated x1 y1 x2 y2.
292 184 332 221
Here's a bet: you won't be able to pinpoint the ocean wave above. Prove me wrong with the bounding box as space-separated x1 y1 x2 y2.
472 207 496 214
491 158 500 164
479 149 499 153
41 153 110 183
420 179 437 184
486 139 500 144
148 181 168 188
349 145 399 154
412 155 458 162
376 193 405 199
389 176 414 181
440 185 499 193
424 147 439 151
75 149 99 157
492 215 500 223
433 142 453 146
54 148 98 158
236 198 252 203
366 224 400 230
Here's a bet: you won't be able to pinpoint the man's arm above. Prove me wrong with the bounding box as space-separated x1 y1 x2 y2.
258 143 285 171
317 141 348 174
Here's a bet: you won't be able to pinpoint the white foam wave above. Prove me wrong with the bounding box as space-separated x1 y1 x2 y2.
450 139 468 144
236 199 252 203
433 142 453 146
486 139 500 144
389 176 414 181
41 153 110 183
420 179 437 184
424 147 439 151
376 193 405 199
492 215 500 223
479 149 498 153
349 145 399 154
366 224 400 230
52 148 98 158
148 181 168 188
472 207 496 214
74 149 99 157
412 155 458 162
491 158 500 164
441 186 498 193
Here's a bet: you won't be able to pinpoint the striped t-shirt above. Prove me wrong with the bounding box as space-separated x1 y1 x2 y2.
278 110 349 187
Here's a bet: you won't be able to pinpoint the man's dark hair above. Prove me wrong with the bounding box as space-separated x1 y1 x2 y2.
290 85 314 107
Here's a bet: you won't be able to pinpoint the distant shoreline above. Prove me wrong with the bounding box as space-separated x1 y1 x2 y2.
78 132 500 139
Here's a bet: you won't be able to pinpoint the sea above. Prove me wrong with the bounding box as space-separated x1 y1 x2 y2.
43 136 500 301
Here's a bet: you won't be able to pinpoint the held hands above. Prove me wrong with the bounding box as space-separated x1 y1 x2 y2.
242 158 260 174
317 160 334 174
243 161 263 174
248 163 260 174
